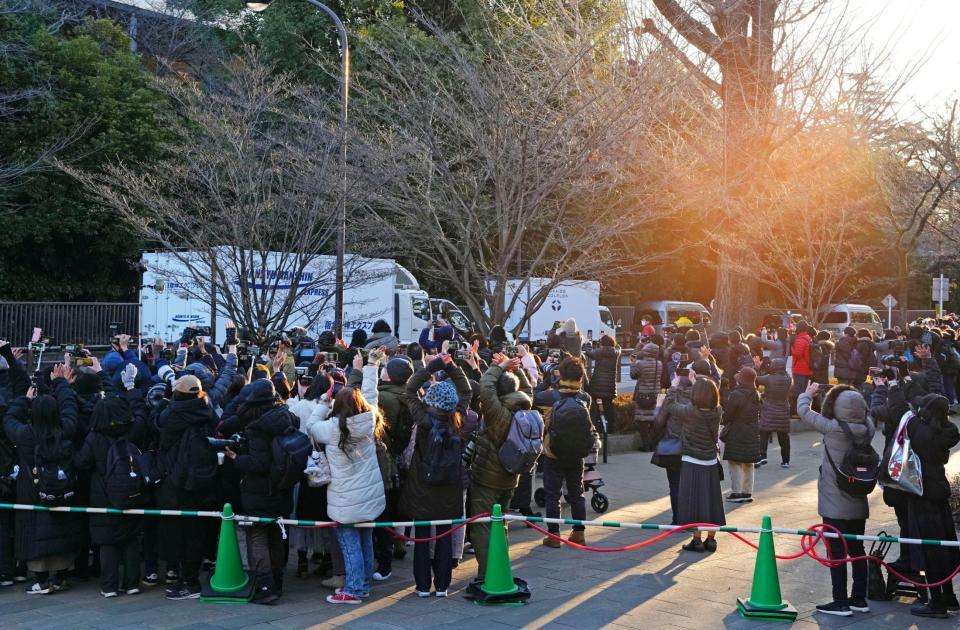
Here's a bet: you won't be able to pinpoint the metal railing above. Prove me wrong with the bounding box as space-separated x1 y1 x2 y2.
0 302 140 347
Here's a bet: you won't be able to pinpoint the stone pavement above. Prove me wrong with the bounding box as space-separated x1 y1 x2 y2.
2 431 958 630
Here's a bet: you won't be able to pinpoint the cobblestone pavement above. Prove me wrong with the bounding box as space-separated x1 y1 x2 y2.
1 430 958 629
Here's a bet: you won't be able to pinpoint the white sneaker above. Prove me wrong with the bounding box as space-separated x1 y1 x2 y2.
26 582 50 595
101 591 119 598
125 587 141 595
435 590 448 597
416 590 432 598
372 571 391 581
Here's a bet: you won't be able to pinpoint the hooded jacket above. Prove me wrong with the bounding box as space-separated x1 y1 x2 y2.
906 394 960 501
833 335 858 381
302 365 385 524
473 365 533 491
798 386 875 520
631 344 663 424
400 364 472 520
586 344 621 399
3 378 84 561
791 332 813 377
757 359 792 433
721 383 762 463
228 403 299 517
153 395 220 509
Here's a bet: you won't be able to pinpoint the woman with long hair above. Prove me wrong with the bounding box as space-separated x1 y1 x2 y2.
663 371 725 553
400 354 471 597
303 351 386 605
3 364 82 594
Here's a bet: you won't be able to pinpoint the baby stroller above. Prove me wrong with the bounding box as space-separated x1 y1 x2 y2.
533 452 610 514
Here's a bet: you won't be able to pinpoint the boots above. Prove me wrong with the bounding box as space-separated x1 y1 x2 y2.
252 573 279 606
296 550 308 578
272 569 284 596
568 530 586 545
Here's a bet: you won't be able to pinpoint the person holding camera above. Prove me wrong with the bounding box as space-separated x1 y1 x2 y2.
756 358 793 468
798 382 874 617
631 343 663 452
470 354 534 580
302 350 385 605
720 367 762 502
585 334 620 435
218 378 300 604
400 352 471 597
548 319 584 360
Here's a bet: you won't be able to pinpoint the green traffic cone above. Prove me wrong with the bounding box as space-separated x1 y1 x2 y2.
201 503 256 603
736 515 797 622
481 504 520 596
464 503 530 605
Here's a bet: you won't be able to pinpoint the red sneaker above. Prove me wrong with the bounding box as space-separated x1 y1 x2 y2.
327 592 362 605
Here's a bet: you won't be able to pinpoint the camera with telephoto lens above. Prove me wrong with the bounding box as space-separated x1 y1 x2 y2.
207 434 246 451
448 340 470 360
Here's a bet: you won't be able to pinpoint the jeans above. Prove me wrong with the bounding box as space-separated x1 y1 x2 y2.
543 457 586 534
100 539 140 592
822 517 867 602
335 528 373 597
792 374 810 414
759 431 791 464
468 483 514 579
666 467 681 525
728 462 755 495
414 524 452 593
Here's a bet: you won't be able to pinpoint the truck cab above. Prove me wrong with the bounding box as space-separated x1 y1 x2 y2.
395 290 432 344
430 298 474 336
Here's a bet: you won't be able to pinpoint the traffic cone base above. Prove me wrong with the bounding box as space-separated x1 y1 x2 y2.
736 515 797 622
201 503 256 603
462 504 531 605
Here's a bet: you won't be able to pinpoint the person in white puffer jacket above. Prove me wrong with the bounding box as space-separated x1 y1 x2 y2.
302 350 386 605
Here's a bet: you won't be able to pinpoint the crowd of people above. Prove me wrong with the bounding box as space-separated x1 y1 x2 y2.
0 312 958 619
637 316 960 618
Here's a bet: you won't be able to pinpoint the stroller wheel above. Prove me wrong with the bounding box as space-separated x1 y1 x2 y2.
534 488 546 508
591 492 609 514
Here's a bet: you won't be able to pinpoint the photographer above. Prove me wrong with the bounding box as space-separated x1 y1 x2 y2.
585 334 620 434
220 379 301 605
418 318 462 354
630 343 663 452
547 319 584 360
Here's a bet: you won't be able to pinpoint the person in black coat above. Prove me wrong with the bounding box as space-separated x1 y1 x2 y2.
721 367 761 503
153 374 220 600
400 357 471 596
903 394 960 618
2 365 83 594
222 379 299 605
74 381 149 597
585 334 621 434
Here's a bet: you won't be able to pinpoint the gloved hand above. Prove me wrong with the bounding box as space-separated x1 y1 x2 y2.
121 363 138 390
368 348 386 366
158 364 176 386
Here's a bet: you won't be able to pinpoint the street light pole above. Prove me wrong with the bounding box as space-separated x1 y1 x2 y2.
246 0 349 340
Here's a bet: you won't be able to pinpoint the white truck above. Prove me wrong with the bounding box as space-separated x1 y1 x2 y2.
497 278 618 342
140 249 433 344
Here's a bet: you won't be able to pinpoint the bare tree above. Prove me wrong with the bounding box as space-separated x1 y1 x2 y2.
71 52 387 343
874 102 960 322
358 0 684 335
637 0 911 328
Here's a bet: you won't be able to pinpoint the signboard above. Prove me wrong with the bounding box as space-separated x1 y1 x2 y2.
881 294 897 309
932 277 950 303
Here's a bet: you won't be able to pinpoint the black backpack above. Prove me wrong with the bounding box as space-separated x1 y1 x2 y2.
171 425 219 493
825 420 880 496
270 426 312 491
104 436 150 509
809 342 824 372
422 419 462 486
549 396 594 463
32 438 77 505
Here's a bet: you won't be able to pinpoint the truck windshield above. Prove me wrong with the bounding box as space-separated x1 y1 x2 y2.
412 297 431 321
600 310 615 327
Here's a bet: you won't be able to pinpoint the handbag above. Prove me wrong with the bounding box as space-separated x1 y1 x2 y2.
305 449 332 487
879 410 923 496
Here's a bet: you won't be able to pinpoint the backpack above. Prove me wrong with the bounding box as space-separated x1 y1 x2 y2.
825 420 880 496
422 419 462 486
270 427 312 491
848 346 863 372
809 342 824 372
171 425 219 493
104 436 150 509
32 438 77 505
549 397 594 463
497 409 544 474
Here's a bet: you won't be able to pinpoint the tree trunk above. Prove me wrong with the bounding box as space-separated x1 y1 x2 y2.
896 247 909 328
713 252 758 332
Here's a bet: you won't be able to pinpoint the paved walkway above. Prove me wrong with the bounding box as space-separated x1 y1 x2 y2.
1 431 958 629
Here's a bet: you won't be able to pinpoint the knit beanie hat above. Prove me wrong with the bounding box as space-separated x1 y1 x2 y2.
424 379 458 412
101 351 124 374
73 370 103 396
350 328 368 348
246 378 278 404
561 318 578 335
386 357 414 384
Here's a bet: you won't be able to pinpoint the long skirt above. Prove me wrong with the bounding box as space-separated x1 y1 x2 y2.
676 460 726 526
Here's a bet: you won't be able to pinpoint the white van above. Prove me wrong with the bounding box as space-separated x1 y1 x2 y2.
636 300 712 337
817 304 884 338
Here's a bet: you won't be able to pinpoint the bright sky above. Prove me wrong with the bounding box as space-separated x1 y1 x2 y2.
849 0 960 115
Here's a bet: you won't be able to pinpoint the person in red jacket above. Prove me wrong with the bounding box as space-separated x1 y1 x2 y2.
791 322 814 415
